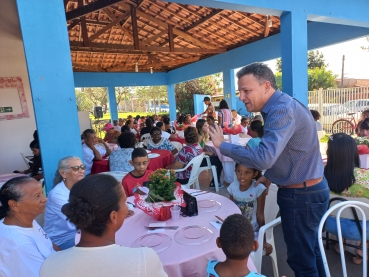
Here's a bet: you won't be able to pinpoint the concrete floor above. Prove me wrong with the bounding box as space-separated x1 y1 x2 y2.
197 170 364 277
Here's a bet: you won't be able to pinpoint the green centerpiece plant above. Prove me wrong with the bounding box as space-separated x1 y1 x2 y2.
356 136 369 147
145 169 177 203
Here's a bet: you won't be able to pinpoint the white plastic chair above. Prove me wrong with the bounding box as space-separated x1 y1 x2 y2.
250 184 281 277
20 153 33 168
170 141 183 156
99 171 128 183
318 200 369 277
141 133 151 142
197 155 220 192
173 153 205 190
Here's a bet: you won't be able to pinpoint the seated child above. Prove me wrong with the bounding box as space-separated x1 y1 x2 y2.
121 148 153 197
207 214 265 277
247 120 263 148
227 163 272 255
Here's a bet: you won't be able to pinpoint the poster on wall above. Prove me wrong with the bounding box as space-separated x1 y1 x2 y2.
0 76 29 121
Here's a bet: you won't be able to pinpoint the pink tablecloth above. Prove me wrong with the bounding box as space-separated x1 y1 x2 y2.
91 149 174 174
0 173 26 183
169 136 186 144
119 190 256 276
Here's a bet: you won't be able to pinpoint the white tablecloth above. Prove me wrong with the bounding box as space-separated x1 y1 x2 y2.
205 137 250 184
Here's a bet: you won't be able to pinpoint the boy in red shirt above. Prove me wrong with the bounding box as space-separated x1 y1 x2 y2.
122 148 153 197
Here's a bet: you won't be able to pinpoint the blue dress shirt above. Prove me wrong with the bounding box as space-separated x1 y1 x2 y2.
220 89 323 186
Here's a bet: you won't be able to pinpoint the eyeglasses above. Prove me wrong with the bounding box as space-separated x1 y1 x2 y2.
69 165 86 172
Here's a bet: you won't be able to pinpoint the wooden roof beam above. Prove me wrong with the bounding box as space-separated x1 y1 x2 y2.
140 30 167 45
130 5 140 50
264 15 270 37
117 2 216 49
66 0 131 21
168 25 174 52
78 0 89 47
67 20 80 31
103 7 133 41
88 11 130 41
70 41 225 54
221 13 260 37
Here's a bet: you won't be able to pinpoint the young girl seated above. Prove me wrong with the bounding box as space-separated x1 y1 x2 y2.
247 120 263 148
227 163 272 255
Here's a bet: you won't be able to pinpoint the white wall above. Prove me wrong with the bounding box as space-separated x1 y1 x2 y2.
0 0 36 174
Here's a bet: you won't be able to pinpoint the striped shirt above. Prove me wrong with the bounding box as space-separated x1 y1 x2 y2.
220 89 323 186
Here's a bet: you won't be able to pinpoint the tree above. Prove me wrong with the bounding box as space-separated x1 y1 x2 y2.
275 67 337 91
275 50 328 72
115 87 131 112
175 73 223 115
84 87 109 113
75 88 93 112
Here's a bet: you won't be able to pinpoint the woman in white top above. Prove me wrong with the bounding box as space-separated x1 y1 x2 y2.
0 176 54 277
147 127 178 156
44 156 85 250
82 129 111 175
40 174 167 277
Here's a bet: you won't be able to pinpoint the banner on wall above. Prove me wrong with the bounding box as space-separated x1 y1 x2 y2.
0 76 29 121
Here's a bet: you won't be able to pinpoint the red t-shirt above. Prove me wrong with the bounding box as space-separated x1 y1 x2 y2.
122 170 154 197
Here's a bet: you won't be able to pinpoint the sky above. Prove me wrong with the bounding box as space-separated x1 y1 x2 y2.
263 37 369 79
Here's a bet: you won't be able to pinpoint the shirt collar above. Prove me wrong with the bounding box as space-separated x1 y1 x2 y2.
261 89 282 114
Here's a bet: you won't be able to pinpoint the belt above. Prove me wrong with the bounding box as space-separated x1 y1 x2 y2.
277 177 323 189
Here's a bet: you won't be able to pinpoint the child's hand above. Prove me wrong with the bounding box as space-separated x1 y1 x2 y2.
263 242 273 256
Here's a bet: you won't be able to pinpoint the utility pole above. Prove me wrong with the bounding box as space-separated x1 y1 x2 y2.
340 55 345 90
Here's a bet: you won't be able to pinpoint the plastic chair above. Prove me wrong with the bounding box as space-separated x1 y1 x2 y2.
141 133 150 142
250 184 281 277
170 141 183 156
197 155 220 192
318 200 369 277
20 153 33 169
99 171 128 183
173 153 205 189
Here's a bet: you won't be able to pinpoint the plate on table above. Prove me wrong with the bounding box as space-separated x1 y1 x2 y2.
146 150 151 153
197 200 221 212
148 153 160 159
174 226 213 246
131 233 172 253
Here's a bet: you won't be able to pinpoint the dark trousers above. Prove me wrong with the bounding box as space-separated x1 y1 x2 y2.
200 156 223 183
277 178 329 277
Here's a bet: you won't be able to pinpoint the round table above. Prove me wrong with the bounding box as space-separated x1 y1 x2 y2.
119 190 256 276
169 135 185 144
91 149 174 174
205 137 250 184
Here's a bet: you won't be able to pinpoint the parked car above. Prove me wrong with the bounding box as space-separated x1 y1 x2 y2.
148 104 170 113
343 99 369 113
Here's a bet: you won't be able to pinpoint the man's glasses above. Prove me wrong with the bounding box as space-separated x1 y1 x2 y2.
69 165 86 172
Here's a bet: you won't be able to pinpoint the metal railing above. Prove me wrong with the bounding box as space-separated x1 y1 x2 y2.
308 87 369 133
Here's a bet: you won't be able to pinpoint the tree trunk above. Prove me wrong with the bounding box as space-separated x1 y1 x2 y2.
158 98 161 113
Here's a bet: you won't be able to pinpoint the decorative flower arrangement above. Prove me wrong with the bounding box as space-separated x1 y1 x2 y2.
176 124 184 131
356 137 369 147
145 169 177 203
356 137 369 155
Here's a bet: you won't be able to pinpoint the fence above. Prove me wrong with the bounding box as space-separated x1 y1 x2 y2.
308 87 369 133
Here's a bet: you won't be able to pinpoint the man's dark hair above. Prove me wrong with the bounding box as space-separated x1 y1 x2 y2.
62 175 122 237
131 147 148 160
145 118 153 128
156 122 164 128
117 132 136 148
241 117 249 124
310 110 321 121
236 62 277 90
82 129 96 139
219 214 254 260
29 140 40 149
163 117 170 125
121 125 130 133
361 118 369 130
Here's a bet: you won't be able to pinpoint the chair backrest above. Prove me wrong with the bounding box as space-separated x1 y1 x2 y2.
20 153 32 168
99 171 128 183
318 200 369 277
179 153 205 188
329 194 369 220
141 133 151 142
170 141 183 153
264 184 279 240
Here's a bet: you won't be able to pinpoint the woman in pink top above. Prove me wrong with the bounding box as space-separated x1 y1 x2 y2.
217 100 232 128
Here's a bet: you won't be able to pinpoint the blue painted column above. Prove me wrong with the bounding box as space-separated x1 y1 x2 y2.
107 86 118 121
223 69 237 109
167 84 176 121
280 10 308 105
17 0 82 193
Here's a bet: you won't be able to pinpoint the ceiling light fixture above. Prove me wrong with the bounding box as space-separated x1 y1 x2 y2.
135 62 138 72
268 16 273 28
150 67 153 74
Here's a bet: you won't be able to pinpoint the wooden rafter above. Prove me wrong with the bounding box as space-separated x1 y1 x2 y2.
168 24 174 52
117 2 216 49
78 0 89 47
220 12 260 37
140 30 167 45
88 11 130 41
120 0 146 27
264 15 270 37
70 41 225 54
67 20 80 31
102 7 133 41
130 5 140 50
66 0 129 21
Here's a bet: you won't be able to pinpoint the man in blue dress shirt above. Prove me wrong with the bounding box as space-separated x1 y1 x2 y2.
210 63 329 277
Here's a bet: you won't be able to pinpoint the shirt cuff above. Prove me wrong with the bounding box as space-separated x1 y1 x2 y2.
219 142 233 157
